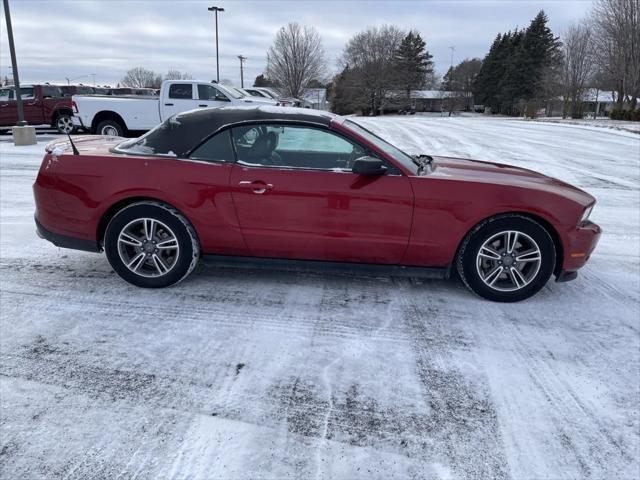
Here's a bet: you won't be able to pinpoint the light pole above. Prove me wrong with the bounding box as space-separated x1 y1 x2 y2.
65 73 96 85
3 0 25 125
237 55 246 88
208 6 224 82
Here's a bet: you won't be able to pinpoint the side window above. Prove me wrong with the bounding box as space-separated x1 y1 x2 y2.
189 130 235 163
18 87 35 100
169 83 193 100
41 86 62 98
231 124 367 171
0 89 10 101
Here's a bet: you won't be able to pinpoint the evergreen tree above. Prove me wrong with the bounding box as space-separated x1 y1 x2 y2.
394 31 434 98
474 10 561 116
520 10 562 101
474 33 504 110
330 65 367 115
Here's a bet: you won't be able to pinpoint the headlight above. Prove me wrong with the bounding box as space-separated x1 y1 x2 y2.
580 204 594 224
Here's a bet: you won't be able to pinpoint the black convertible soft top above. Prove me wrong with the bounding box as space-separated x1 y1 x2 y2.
114 105 337 158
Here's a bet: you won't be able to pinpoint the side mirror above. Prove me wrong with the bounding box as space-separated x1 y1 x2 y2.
215 94 231 102
352 156 388 176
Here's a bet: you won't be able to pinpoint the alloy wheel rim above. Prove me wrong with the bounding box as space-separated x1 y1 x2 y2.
117 218 180 278
476 230 542 292
101 125 118 136
57 116 73 133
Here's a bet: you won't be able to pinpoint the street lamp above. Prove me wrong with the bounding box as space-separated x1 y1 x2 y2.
237 55 246 88
207 6 225 82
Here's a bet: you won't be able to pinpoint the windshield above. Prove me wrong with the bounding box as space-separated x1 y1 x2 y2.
345 120 419 174
217 84 243 99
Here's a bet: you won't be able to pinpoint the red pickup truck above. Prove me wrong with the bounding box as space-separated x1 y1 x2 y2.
0 84 75 134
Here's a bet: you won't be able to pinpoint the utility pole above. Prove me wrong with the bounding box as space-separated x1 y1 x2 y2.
208 6 225 82
237 55 246 88
3 0 25 125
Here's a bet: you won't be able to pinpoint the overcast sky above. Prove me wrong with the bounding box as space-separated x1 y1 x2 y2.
1 0 593 88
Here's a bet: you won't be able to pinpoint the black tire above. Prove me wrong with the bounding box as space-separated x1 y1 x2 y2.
457 214 556 302
96 119 125 137
104 201 200 288
55 113 75 134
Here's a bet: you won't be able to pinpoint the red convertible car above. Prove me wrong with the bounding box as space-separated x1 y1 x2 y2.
33 106 601 302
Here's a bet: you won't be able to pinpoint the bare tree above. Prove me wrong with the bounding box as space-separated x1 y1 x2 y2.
590 0 640 109
561 23 594 118
121 67 160 88
340 25 405 115
266 23 326 98
165 69 193 81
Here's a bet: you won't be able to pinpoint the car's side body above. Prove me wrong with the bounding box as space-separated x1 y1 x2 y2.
34 107 600 285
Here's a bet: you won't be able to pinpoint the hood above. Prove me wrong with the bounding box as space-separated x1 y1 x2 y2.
45 135 126 155
429 156 595 207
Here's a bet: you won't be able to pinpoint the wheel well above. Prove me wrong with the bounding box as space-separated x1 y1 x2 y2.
455 211 564 275
91 111 127 134
51 108 73 126
97 197 200 248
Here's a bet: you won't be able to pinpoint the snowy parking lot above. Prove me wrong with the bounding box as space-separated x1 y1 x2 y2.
1 117 638 479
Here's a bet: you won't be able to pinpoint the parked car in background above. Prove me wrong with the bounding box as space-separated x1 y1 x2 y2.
72 80 282 136
225 86 277 105
58 85 112 96
245 87 302 107
35 106 600 302
0 84 75 134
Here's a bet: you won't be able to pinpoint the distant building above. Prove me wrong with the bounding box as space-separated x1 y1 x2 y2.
545 89 617 117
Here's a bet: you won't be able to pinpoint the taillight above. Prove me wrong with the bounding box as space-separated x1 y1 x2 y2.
72 101 79 114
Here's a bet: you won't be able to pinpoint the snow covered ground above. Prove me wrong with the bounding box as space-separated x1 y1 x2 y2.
0 117 638 479
526 117 640 135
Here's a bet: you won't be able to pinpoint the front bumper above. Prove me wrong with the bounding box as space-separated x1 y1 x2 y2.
555 220 602 282
71 116 85 128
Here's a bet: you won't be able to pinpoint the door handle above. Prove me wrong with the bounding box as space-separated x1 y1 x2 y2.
198 104 207 107
164 103 174 106
238 180 273 194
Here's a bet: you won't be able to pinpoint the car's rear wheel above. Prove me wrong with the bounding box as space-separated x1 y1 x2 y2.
457 214 556 302
96 119 125 137
55 114 75 134
104 202 199 288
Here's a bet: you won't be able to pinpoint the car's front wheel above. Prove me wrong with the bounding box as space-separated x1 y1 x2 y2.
457 214 556 302
104 202 200 288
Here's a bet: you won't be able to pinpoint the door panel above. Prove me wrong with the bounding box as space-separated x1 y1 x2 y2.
0 88 16 126
20 87 44 124
230 164 414 264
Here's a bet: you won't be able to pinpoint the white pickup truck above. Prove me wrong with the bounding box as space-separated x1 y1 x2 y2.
71 80 277 136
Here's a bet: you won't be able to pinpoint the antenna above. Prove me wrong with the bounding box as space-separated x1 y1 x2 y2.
67 133 79 155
